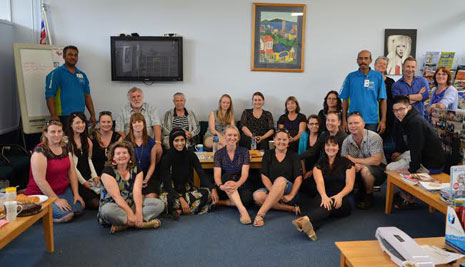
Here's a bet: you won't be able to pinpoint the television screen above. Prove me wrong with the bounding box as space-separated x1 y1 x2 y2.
110 36 183 81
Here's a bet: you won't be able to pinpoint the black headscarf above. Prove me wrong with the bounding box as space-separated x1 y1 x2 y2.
167 128 190 193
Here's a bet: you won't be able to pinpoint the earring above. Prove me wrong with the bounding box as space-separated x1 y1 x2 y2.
112 160 117 166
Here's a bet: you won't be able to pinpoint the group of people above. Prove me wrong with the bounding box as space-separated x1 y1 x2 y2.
25 46 456 239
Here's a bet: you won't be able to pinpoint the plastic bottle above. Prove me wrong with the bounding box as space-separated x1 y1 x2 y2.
251 137 257 150
213 135 219 153
5 187 17 202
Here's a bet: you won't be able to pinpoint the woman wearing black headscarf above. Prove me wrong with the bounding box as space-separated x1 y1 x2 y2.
159 129 219 217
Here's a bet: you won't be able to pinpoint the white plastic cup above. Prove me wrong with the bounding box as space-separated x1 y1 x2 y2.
195 144 204 152
5 201 23 222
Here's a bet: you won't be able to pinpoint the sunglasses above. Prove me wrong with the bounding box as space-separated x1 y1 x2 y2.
99 111 112 117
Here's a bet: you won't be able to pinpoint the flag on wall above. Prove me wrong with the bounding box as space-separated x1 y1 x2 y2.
39 18 47 44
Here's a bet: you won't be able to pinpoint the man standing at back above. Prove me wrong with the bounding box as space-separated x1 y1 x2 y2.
339 50 387 134
391 56 429 117
45 45 96 127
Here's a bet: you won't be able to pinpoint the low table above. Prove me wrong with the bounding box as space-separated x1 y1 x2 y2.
335 237 464 267
0 197 55 252
385 171 450 215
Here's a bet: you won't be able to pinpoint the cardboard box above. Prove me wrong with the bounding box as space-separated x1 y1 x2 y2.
446 206 465 254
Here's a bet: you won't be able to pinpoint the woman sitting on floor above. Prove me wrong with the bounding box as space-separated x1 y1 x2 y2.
204 94 235 149
91 111 122 176
293 136 355 241
66 112 100 209
298 115 322 197
214 125 253 224
98 141 165 234
26 119 85 222
125 113 159 198
160 129 219 218
252 129 303 227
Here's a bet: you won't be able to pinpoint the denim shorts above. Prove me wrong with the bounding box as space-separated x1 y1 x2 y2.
52 187 84 219
256 178 300 205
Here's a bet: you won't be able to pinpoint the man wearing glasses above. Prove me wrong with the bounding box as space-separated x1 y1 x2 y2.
339 50 387 134
115 87 163 161
341 112 387 209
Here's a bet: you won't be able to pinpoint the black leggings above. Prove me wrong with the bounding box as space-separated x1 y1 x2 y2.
303 196 352 229
216 173 253 208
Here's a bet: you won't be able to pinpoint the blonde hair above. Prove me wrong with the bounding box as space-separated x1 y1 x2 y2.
224 125 241 141
216 94 234 125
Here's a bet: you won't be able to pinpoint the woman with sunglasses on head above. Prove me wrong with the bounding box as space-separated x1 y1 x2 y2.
277 96 307 152
317 91 342 133
292 136 355 241
160 129 219 218
240 92 274 150
26 120 85 222
66 112 100 209
204 94 235 149
125 113 159 198
252 129 303 227
92 111 122 176
214 125 253 224
298 115 322 197
98 141 164 234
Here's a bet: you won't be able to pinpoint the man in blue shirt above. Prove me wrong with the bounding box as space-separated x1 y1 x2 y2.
391 57 429 117
340 50 387 133
45 45 96 126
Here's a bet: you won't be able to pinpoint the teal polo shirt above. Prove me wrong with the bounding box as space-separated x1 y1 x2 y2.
45 65 90 116
339 69 386 124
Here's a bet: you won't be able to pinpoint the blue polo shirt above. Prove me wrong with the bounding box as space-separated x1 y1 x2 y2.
391 76 429 116
339 69 386 124
45 65 91 116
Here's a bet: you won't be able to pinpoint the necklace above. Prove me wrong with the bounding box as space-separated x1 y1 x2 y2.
135 145 144 167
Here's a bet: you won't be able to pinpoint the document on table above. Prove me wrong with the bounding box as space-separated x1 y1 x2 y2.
421 245 464 265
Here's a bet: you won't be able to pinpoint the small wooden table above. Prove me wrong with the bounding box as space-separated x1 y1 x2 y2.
0 197 55 252
335 237 464 267
193 151 263 186
385 171 450 215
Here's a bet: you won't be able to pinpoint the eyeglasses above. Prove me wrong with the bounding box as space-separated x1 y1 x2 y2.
348 111 361 116
276 128 289 134
99 111 112 117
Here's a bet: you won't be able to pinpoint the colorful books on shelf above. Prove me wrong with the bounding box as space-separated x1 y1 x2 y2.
400 173 434 186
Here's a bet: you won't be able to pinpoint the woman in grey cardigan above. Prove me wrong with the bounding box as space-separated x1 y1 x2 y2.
162 92 200 149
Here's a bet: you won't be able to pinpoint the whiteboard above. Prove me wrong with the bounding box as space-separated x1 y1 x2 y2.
14 44 64 134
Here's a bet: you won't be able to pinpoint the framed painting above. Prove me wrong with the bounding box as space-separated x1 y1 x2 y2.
251 3 306 72
384 29 417 75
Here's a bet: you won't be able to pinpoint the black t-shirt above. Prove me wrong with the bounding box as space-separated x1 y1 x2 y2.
315 157 354 196
277 113 306 137
92 131 121 176
260 149 302 183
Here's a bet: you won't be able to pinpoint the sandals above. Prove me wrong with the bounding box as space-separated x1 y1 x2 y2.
292 216 317 241
253 214 265 227
110 225 128 234
293 205 301 216
141 219 162 229
240 214 252 225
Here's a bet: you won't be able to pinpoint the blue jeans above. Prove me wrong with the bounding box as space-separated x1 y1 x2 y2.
256 178 300 205
52 187 84 219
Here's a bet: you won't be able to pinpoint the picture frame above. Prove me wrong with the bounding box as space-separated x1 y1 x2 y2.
251 3 306 72
384 29 417 75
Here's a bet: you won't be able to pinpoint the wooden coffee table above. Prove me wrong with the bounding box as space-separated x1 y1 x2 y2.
0 197 55 252
385 171 450 215
335 237 464 267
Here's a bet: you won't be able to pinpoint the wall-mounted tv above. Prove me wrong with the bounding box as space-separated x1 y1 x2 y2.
110 36 183 81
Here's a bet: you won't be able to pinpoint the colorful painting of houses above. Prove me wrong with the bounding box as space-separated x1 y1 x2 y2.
258 11 299 64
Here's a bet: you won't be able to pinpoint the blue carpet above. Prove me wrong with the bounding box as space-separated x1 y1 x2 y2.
0 189 446 267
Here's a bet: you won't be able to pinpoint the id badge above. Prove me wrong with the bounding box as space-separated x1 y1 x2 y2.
76 73 83 79
364 79 370 88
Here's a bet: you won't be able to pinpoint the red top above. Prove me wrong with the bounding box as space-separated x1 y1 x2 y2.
25 143 70 196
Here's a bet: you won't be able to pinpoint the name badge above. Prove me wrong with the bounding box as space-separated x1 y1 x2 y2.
364 79 370 88
76 73 83 79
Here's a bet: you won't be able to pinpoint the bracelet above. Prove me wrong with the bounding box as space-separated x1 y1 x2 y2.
155 140 161 144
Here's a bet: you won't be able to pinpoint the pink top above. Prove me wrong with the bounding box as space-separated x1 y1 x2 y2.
25 143 70 196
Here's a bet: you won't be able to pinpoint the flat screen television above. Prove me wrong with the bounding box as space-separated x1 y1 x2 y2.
110 36 183 81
